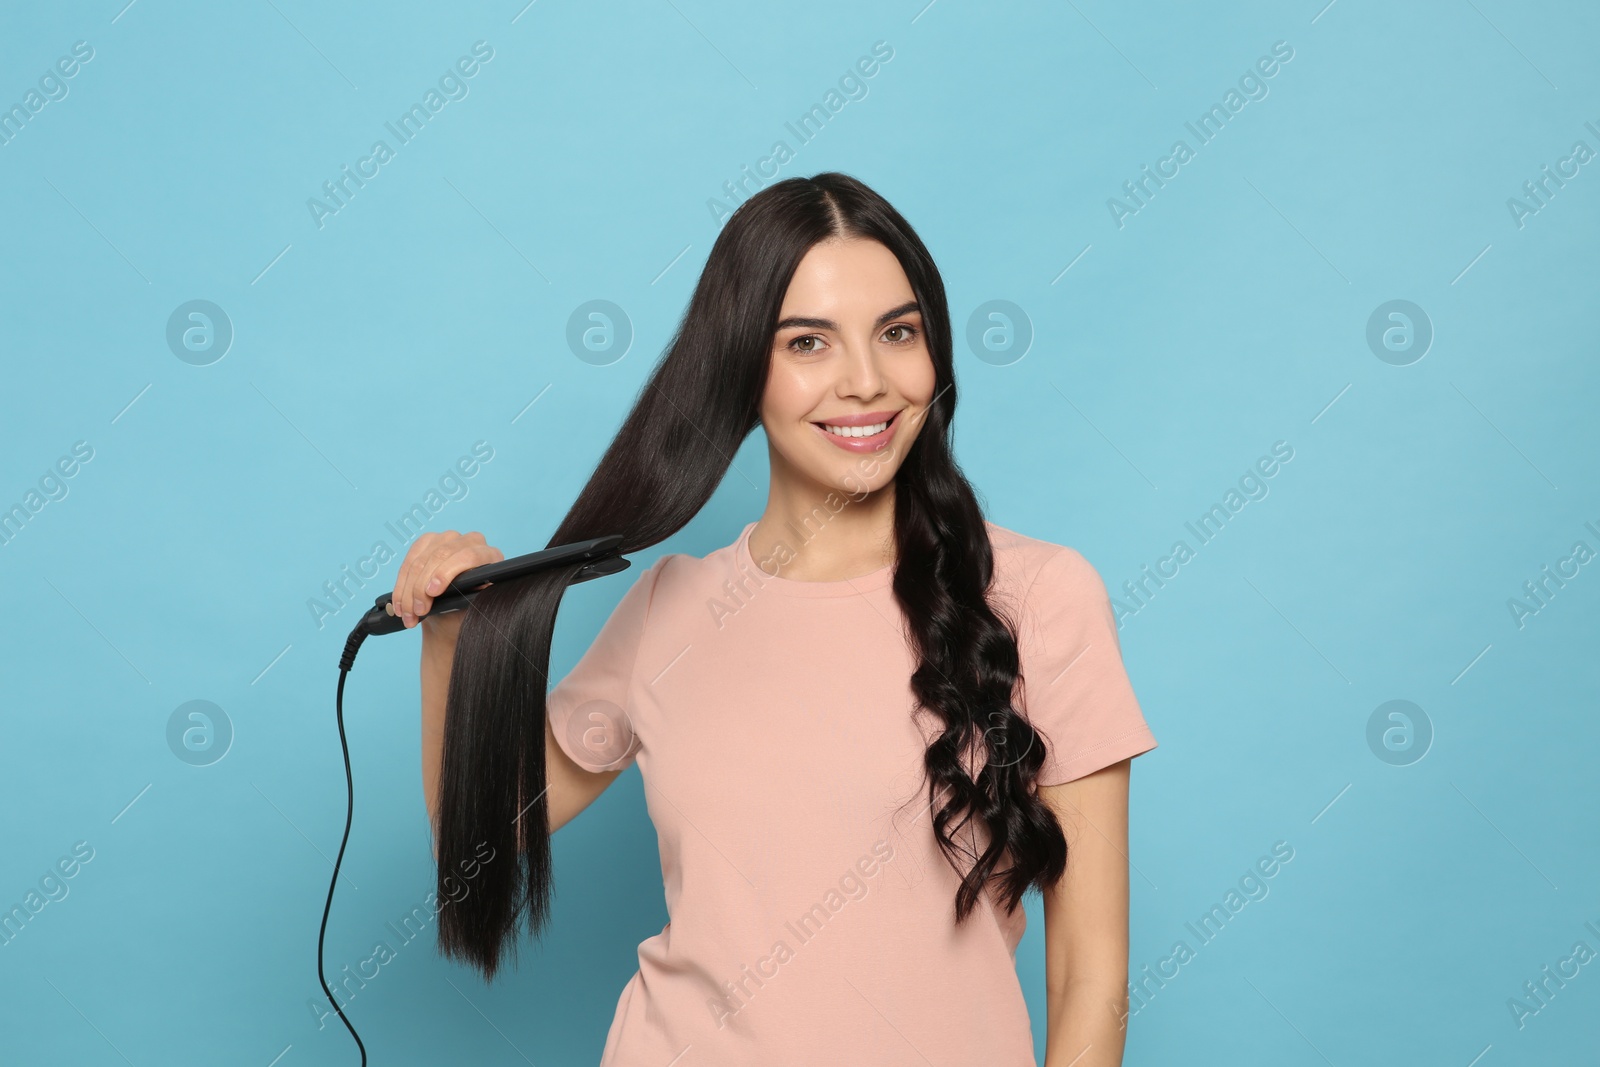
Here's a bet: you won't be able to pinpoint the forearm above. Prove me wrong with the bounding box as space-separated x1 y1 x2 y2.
1044 980 1130 1067
422 614 603 845
419 616 462 847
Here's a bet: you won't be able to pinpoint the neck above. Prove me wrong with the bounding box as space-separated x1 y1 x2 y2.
751 480 897 583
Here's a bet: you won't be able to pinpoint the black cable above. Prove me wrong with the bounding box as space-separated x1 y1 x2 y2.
320 627 370 1065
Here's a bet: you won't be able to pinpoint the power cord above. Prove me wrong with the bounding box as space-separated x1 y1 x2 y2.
318 628 370 1063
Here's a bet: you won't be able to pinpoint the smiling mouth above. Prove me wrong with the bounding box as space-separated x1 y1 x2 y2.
813 411 900 438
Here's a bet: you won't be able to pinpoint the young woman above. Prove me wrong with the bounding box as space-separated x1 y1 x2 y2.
391 172 1157 1066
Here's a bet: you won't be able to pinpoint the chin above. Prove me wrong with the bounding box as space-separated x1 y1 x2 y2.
830 461 900 498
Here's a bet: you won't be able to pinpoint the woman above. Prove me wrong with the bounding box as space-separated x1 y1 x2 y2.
391 172 1157 1066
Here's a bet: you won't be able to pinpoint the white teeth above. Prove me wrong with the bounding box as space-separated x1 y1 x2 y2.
822 420 888 438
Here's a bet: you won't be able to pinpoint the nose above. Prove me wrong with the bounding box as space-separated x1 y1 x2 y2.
836 335 887 400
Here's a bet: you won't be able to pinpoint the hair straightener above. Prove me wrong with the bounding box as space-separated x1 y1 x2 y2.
324 533 630 1064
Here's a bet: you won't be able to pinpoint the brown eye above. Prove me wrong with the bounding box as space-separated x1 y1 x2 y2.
790 335 823 353
884 324 918 343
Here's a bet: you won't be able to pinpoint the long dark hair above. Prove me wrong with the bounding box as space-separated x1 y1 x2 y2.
435 171 1068 980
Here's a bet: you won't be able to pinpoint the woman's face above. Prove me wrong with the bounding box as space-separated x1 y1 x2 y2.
760 236 937 500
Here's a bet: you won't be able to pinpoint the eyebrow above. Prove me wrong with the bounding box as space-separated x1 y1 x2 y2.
774 300 921 333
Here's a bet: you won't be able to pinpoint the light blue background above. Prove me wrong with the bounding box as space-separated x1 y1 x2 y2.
2 0 1596 1064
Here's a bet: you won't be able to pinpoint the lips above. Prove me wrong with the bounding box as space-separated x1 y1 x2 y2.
815 408 900 428
811 409 903 453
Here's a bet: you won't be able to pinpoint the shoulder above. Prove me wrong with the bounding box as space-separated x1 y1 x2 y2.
623 539 729 630
623 551 682 620
984 522 1120 647
983 520 1104 600
637 545 710 602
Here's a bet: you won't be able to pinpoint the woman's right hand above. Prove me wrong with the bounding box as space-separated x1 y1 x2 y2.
391 530 505 633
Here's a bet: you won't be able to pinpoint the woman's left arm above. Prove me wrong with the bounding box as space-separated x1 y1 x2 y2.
1038 757 1135 1067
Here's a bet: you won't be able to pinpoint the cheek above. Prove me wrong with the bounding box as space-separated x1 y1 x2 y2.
761 362 819 424
900 351 938 404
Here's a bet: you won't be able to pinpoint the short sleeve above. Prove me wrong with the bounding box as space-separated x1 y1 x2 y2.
545 556 666 773
1018 547 1157 787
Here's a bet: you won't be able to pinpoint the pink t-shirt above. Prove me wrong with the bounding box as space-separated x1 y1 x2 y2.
546 518 1157 1066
